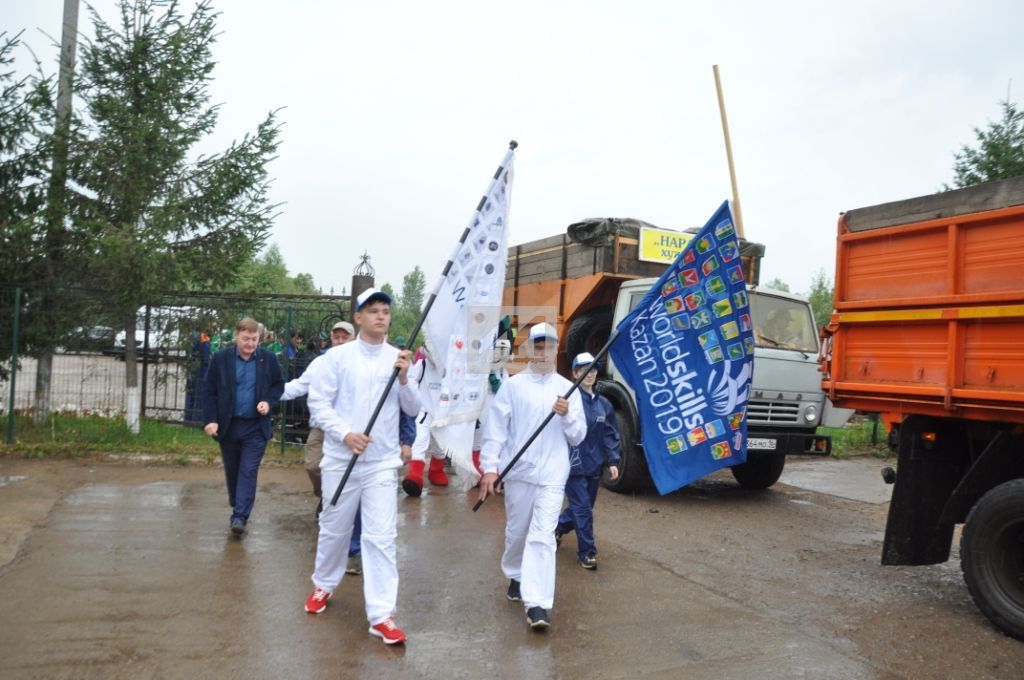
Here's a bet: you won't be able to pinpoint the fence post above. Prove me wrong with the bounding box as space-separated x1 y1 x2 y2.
280 304 292 458
7 287 22 445
140 304 151 419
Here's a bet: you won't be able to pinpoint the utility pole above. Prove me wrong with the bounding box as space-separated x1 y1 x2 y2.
34 0 81 426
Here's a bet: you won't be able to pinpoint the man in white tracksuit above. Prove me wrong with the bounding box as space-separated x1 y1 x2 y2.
478 322 586 630
303 288 420 645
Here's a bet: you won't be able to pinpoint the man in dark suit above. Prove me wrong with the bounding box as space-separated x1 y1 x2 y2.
202 316 285 535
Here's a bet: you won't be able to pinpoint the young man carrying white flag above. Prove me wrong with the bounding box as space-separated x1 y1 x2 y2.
303 288 419 645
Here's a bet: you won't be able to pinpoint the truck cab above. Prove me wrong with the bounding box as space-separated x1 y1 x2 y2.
599 279 846 492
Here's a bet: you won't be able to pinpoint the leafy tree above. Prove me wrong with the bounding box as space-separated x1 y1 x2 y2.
68 0 281 430
763 276 790 293
948 100 1024 189
0 31 63 390
236 244 318 295
806 269 834 330
0 32 54 272
399 266 426 314
374 270 427 348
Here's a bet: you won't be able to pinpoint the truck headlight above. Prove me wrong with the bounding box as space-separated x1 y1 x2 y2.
803 403 819 423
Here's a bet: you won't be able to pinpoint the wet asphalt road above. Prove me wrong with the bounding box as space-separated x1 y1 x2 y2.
0 457 1022 679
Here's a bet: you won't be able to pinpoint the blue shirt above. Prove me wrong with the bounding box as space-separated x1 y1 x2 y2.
233 349 258 418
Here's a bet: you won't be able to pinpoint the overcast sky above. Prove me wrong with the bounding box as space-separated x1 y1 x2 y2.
5 0 1023 298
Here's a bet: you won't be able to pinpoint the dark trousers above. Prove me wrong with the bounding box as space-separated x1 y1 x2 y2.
556 475 601 559
220 418 268 523
348 507 361 558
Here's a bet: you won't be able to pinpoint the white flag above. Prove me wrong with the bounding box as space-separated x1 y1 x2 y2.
422 151 514 482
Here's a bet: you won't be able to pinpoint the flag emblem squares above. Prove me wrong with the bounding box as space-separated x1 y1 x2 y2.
705 275 727 296
710 442 731 460
666 436 686 455
719 242 739 262
704 419 725 438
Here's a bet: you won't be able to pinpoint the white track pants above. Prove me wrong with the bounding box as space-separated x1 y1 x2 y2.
312 464 398 625
411 416 446 463
501 480 564 610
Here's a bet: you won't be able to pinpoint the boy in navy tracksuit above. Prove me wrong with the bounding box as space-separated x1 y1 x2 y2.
555 352 622 569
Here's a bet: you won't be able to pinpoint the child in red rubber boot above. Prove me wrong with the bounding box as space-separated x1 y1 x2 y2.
402 350 448 497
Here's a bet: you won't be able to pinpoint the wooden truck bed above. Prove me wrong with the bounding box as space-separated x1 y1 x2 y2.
821 176 1024 424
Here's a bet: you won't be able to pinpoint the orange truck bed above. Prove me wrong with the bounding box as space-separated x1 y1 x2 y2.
821 176 1024 425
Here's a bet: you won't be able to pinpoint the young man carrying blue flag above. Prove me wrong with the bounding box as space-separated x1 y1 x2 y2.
478 322 587 630
608 201 755 494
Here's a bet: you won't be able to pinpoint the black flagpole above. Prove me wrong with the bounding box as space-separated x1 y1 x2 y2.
329 140 519 507
472 327 620 512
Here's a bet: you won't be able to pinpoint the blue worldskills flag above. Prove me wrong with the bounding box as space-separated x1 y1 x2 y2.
608 201 754 494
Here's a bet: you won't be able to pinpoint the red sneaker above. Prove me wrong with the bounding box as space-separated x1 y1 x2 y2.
369 617 407 645
304 587 332 614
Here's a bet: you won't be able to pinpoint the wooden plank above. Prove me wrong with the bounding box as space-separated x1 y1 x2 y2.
844 176 1024 232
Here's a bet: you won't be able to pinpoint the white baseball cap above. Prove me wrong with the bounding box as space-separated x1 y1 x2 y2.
355 288 392 311
572 352 596 370
332 321 355 335
528 322 558 343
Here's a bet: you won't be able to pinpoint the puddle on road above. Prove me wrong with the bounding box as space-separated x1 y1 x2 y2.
64 482 184 509
0 475 28 488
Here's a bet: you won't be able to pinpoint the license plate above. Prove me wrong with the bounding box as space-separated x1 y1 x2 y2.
748 437 777 450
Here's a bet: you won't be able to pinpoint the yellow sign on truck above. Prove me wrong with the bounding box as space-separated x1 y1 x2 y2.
638 226 693 264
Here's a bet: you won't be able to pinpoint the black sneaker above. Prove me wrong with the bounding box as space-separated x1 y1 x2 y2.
526 606 550 629
315 499 323 520
230 518 245 535
506 579 522 602
580 554 598 570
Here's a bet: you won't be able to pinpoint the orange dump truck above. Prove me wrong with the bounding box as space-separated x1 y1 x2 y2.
820 175 1024 640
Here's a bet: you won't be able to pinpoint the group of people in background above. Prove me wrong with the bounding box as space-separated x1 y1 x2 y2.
199 293 622 644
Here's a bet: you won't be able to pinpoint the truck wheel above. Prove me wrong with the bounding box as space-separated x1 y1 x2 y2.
603 409 651 493
566 307 613 365
730 452 786 489
961 478 1024 640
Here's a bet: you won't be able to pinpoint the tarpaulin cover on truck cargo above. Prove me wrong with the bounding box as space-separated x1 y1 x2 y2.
567 217 661 245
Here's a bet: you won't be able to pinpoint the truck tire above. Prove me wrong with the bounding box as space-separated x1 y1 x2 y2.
730 452 786 489
602 409 651 493
960 478 1024 640
566 307 613 365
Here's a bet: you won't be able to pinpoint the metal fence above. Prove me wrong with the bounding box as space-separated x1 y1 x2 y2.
1 286 351 446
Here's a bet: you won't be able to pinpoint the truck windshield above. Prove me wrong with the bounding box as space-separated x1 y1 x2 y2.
749 293 817 353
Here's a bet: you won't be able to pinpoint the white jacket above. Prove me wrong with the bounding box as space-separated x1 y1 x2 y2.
306 337 421 472
480 367 586 486
281 354 322 401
